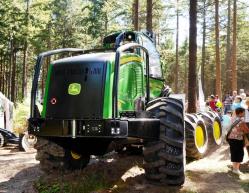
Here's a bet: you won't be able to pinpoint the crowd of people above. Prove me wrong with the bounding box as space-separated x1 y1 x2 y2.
205 90 249 116
206 89 249 176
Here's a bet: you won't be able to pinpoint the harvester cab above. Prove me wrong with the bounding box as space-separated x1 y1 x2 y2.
28 30 185 186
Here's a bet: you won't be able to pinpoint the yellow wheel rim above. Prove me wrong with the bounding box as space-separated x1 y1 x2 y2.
213 120 221 142
71 151 81 160
195 125 205 148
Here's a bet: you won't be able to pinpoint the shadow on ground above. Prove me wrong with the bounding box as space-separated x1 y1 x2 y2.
0 165 41 193
1 144 249 193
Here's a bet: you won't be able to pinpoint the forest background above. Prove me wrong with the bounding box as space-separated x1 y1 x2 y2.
0 0 249 107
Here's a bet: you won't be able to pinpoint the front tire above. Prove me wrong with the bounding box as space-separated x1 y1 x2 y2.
144 97 185 186
64 150 90 170
35 137 65 172
20 133 37 152
35 137 90 172
0 132 6 147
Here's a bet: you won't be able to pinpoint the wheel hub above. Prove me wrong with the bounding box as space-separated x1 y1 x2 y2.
71 151 81 160
213 120 221 142
195 125 205 149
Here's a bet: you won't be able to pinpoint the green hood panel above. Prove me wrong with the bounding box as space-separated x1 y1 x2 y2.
42 53 163 119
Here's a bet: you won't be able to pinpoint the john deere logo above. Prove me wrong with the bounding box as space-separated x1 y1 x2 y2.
68 83 81 95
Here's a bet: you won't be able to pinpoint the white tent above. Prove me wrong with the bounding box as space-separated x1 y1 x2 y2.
0 92 14 132
198 66 206 112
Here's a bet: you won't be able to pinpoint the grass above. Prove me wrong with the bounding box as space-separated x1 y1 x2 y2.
240 181 249 192
35 173 111 193
13 97 30 134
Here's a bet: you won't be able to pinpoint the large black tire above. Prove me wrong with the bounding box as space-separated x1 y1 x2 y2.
198 111 224 148
19 133 38 152
0 132 5 147
143 97 185 186
64 150 90 170
35 137 90 172
115 144 143 155
197 111 223 152
35 137 65 172
18 134 25 151
185 114 208 159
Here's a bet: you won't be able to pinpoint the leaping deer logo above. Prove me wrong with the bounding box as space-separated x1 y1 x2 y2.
68 83 81 95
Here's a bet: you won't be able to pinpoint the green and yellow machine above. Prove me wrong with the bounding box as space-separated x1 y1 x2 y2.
28 31 185 185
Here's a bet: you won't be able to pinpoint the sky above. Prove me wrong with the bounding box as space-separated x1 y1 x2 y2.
168 0 249 46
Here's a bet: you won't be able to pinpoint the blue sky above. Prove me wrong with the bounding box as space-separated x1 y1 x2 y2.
167 0 249 46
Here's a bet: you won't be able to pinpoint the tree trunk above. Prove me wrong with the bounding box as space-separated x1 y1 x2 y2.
104 13 108 36
157 31 160 45
174 0 179 93
22 0 30 100
8 39 13 99
146 0 153 34
184 55 188 95
188 0 197 113
11 45 16 103
15 59 19 101
41 24 52 99
1 52 6 94
0 51 3 91
133 0 139 31
215 0 221 99
201 0 206 94
231 0 237 92
3 55 7 95
22 41 28 99
225 0 231 93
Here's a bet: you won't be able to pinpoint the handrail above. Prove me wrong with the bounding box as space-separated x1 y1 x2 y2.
30 48 84 118
112 43 150 118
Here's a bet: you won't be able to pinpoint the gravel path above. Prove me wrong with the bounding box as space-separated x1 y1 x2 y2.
0 145 42 193
1 143 249 193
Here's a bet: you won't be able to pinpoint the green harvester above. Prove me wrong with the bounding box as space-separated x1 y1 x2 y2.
28 31 185 186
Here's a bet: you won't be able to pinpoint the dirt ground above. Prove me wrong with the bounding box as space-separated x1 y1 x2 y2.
1 143 249 193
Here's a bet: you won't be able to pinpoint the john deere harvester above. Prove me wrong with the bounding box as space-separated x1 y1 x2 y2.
28 31 185 185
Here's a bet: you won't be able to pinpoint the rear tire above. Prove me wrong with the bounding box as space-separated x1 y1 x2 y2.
185 114 208 159
144 97 185 186
0 132 5 147
198 111 223 152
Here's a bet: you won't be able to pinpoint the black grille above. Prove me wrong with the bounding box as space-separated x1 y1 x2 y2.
46 59 107 119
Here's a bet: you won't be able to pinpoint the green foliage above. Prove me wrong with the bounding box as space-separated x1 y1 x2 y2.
35 173 110 193
0 0 249 103
13 96 30 134
240 181 249 192
160 37 189 93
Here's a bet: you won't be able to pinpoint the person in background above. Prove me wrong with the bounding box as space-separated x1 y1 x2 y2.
227 107 249 175
232 90 238 102
244 98 249 155
223 93 233 115
209 95 217 111
205 101 211 111
231 95 243 112
246 91 249 97
245 98 249 126
241 93 247 104
215 95 223 113
239 89 245 95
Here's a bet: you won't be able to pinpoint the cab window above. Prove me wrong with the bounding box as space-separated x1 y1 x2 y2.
139 35 162 78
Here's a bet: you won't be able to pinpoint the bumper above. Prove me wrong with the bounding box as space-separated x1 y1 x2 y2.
28 118 160 140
